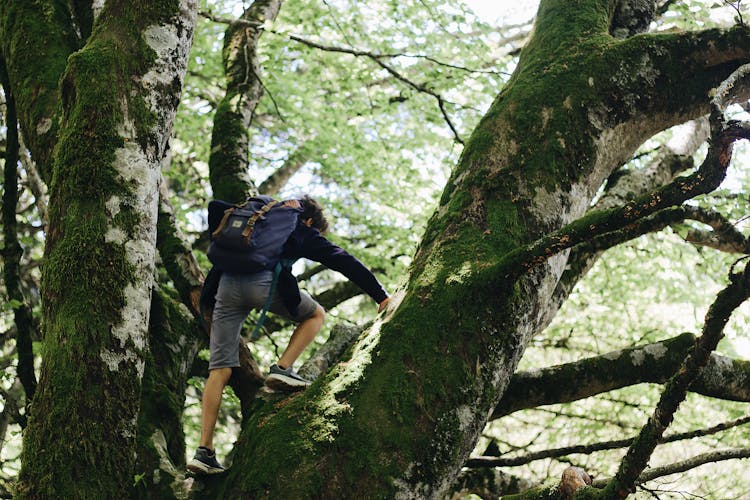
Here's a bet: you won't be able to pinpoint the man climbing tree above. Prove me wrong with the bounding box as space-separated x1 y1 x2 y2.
188 194 389 474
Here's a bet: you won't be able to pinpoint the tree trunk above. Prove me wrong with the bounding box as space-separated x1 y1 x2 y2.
0 0 82 182
208 1 750 497
16 2 197 497
0 56 37 403
133 287 203 499
208 0 283 202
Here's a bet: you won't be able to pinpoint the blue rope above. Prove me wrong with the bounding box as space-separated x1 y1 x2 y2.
250 260 286 340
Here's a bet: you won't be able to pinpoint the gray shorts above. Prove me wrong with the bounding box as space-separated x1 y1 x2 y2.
209 271 319 370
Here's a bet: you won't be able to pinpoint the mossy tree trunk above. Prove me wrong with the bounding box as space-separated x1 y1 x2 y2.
208 0 283 202
206 1 750 497
0 0 82 182
132 287 203 499
15 2 198 498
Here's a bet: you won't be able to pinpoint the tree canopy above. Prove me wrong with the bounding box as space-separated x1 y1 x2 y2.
1 0 750 498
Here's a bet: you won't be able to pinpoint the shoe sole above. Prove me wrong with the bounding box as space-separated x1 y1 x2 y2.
187 460 225 475
265 374 309 392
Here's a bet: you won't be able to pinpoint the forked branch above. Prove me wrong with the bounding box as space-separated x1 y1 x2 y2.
495 64 750 282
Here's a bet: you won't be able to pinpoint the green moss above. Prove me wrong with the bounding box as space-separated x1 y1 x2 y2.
0 0 81 180
17 1 187 497
132 289 203 499
209 93 254 202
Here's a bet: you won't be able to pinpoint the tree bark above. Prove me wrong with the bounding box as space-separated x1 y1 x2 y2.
208 0 283 202
494 332 750 418
209 2 750 498
0 0 82 182
16 2 197 497
0 56 37 403
132 287 203 499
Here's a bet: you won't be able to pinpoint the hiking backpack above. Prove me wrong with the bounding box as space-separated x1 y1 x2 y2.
206 195 302 273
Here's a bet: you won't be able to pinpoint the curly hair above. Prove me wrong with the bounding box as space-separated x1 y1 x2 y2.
300 195 330 233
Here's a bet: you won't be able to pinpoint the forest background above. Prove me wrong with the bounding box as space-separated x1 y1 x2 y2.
1 0 750 498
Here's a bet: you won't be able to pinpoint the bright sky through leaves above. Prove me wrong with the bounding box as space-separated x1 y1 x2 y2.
464 0 539 24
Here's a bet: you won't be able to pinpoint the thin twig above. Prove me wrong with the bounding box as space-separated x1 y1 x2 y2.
592 447 750 488
274 32 466 143
199 10 261 27
467 416 750 467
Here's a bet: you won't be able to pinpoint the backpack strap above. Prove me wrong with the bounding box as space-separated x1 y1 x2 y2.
240 199 282 246
249 258 294 340
210 200 248 240
210 199 281 243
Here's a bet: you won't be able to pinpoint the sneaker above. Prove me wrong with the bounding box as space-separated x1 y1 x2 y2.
187 446 225 475
265 363 311 392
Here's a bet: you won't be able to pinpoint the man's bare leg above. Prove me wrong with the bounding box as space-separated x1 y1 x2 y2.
199 367 232 449
277 305 325 369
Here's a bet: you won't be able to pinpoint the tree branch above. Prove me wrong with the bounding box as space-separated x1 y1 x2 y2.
602 264 750 497
592 447 750 488
208 0 282 202
679 206 750 253
276 32 466 144
493 332 750 419
257 146 309 195
496 65 750 282
0 58 37 402
314 280 363 310
17 135 48 225
299 323 364 381
0 1 81 181
536 118 709 336
468 415 750 467
448 467 533 499
569 203 750 257
156 181 204 314
198 10 261 28
611 0 659 38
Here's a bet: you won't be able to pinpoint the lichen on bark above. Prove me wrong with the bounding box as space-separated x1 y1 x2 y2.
16 1 197 497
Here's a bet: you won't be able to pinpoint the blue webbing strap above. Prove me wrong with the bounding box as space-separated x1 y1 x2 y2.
250 260 284 340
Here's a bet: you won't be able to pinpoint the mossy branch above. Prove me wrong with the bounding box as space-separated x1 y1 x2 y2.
611 0 659 38
603 25 750 122
208 0 282 202
492 332 750 419
571 204 750 257
0 0 81 181
156 181 204 314
495 65 750 283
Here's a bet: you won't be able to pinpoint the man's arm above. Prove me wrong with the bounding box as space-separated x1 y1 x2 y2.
300 228 388 305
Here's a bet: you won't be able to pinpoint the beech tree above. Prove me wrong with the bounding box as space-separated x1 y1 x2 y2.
1 0 750 499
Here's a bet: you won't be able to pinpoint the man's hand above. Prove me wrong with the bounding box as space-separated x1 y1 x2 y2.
378 297 390 313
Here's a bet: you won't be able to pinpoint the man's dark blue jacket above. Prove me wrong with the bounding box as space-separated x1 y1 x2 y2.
202 203 388 316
